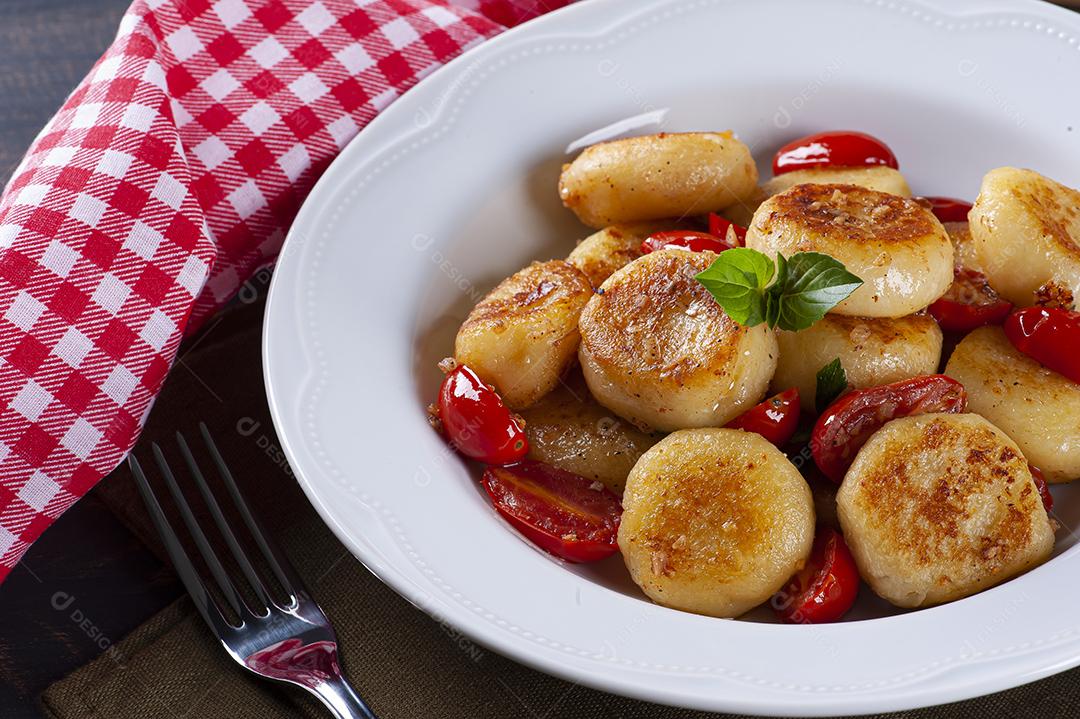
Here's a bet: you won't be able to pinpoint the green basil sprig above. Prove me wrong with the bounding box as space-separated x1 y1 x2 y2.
694 248 863 332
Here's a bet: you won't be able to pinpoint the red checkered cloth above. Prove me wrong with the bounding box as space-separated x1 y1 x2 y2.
0 0 568 582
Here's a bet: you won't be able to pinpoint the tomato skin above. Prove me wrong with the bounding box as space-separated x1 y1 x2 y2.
1004 307 1080 384
640 230 736 255
707 213 747 246
481 462 622 562
726 388 801 447
1028 464 1054 514
437 365 527 465
772 131 898 176
772 526 859 624
928 269 1012 332
812 375 968 483
920 196 973 223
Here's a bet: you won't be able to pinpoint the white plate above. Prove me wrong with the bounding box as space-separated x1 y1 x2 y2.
264 0 1080 714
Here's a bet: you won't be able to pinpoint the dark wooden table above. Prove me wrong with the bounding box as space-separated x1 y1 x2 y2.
0 2 183 717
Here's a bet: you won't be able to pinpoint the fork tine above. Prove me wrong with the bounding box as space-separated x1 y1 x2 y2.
129 455 229 631
151 442 245 620
199 423 301 602
176 431 272 612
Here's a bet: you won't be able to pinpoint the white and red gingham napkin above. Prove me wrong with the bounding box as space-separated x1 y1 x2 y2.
0 0 567 582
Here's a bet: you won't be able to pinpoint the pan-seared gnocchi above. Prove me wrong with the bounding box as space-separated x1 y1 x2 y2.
772 314 943 410
455 260 592 409
430 127 1080 624
762 166 911 199
838 413 1054 608
518 370 658 494
969 167 1080 307
558 132 759 228
578 249 777 432
746 183 953 317
945 326 1080 483
619 428 815 618
566 221 689 289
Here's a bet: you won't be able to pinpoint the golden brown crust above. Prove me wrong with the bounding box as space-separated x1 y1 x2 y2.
838 413 1054 607
618 428 814 617
455 260 592 409
459 260 591 331
1009 172 1080 260
757 183 937 247
579 250 742 383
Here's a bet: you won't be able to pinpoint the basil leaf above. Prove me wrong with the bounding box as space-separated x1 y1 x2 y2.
694 248 775 327
695 248 863 332
772 252 863 331
815 358 848 414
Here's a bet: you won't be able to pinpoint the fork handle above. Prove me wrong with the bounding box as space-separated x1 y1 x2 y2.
310 674 378 719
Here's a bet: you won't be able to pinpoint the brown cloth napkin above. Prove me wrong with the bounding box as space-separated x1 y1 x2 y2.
39 299 1080 718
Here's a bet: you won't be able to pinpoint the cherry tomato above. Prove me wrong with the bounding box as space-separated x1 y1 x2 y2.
1004 307 1080 384
928 268 1012 332
812 375 968 483
920 196 972 223
772 526 859 624
1028 464 1054 514
640 230 736 255
772 131 898 176
707 213 747 246
437 365 527 465
726 388 801 447
481 461 622 562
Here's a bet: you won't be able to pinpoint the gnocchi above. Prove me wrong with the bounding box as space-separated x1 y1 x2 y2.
771 313 943 410
619 428 815 618
746 183 953 317
578 249 777 432
558 132 759 228
838 413 1054 608
455 260 592 409
969 167 1080 307
945 326 1080 482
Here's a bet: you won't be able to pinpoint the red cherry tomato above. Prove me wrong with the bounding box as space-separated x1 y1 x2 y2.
1004 307 1080 384
920 196 973 223
772 526 859 624
1028 464 1054 514
481 461 622 562
812 375 968 483
707 213 747 246
772 131 898 176
437 365 527 465
640 230 736 255
928 268 1013 332
726 388 801 447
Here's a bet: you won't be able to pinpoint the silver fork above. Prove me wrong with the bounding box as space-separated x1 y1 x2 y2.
129 423 378 719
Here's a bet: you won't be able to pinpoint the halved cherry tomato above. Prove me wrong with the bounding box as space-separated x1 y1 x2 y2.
707 213 747 246
1028 464 1054 514
1004 307 1080 384
772 131 898 176
726 388 801 447
640 230 736 255
437 364 527 465
481 461 621 562
928 268 1012 332
772 526 859 624
812 375 967 483
920 196 972 223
